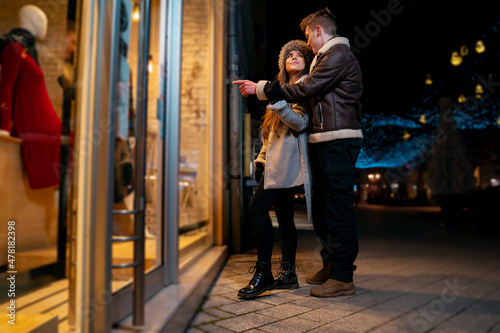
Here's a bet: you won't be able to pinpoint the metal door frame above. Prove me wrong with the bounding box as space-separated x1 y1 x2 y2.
73 0 119 331
163 0 183 285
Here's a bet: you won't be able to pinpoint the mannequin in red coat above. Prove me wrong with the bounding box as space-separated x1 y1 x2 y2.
0 5 62 189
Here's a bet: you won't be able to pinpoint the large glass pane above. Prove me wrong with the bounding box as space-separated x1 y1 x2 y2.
178 0 212 269
144 0 163 275
0 1 74 291
0 1 77 331
111 0 163 293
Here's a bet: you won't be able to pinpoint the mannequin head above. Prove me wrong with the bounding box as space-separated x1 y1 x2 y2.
19 5 48 40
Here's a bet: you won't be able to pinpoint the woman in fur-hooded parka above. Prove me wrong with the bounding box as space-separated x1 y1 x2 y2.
238 40 313 299
254 40 313 226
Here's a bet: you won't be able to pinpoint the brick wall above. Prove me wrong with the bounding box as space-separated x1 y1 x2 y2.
0 0 68 119
179 0 211 223
181 0 210 129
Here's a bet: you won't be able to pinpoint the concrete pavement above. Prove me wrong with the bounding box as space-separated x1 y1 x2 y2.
186 205 500 333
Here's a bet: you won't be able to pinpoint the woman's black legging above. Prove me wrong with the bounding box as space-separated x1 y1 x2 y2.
249 175 297 264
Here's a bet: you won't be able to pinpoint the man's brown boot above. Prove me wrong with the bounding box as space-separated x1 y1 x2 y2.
305 262 333 285
310 279 355 297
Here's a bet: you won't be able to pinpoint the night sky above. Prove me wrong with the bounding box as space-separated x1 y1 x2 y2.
263 0 499 116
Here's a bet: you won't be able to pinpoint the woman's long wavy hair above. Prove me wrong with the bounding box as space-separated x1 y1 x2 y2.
261 51 310 141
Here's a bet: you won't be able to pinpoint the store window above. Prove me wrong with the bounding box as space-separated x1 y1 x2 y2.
178 0 213 269
0 1 73 292
1 0 177 330
0 1 76 331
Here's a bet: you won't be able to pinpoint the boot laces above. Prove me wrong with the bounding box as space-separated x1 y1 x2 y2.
247 265 265 285
276 263 299 276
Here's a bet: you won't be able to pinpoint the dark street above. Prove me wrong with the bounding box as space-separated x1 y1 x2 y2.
187 205 500 332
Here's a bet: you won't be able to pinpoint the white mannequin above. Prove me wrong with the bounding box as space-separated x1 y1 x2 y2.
19 5 48 40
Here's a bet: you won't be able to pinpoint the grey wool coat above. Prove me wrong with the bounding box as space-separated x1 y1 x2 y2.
255 75 312 225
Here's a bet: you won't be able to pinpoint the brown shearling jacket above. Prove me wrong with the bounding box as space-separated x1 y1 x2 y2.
258 37 363 143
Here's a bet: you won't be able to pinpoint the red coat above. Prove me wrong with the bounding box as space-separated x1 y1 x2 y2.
0 42 61 189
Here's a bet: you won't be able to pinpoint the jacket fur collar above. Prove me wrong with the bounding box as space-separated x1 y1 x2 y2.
310 36 350 71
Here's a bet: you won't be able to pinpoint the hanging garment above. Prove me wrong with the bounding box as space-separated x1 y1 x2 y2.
0 35 61 189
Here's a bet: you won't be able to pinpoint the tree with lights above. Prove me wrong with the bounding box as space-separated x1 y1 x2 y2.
427 97 476 227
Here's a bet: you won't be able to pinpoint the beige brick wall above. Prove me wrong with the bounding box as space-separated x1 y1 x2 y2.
0 0 68 120
179 0 211 223
181 0 210 129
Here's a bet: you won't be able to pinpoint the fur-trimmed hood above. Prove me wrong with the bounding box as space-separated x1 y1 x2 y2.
278 39 313 71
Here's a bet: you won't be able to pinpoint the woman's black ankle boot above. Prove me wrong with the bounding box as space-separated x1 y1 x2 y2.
237 262 276 298
275 262 299 289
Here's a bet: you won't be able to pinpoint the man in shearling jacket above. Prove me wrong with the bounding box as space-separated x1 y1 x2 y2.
233 7 362 298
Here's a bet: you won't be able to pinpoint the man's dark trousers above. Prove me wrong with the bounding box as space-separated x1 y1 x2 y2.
310 138 361 283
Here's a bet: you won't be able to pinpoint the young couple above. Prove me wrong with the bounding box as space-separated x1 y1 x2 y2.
233 7 363 299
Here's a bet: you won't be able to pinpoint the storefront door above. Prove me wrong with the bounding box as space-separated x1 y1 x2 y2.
70 0 175 330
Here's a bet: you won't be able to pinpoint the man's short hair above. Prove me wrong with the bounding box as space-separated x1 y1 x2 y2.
300 7 337 36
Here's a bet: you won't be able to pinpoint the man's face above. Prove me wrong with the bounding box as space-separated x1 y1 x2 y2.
305 25 321 55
